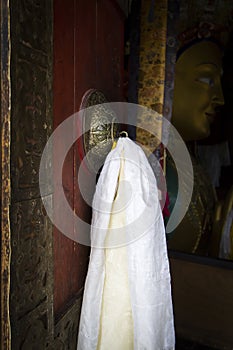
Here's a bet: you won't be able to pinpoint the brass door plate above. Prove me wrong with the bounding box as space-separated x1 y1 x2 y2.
80 89 119 173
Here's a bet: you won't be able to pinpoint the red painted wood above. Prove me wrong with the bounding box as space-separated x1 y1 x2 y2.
74 0 97 107
53 0 125 315
53 0 76 315
96 0 125 102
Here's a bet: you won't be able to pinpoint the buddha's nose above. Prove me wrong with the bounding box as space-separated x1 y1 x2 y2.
212 83 225 107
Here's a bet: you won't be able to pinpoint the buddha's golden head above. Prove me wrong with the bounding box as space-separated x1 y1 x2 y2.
172 40 224 141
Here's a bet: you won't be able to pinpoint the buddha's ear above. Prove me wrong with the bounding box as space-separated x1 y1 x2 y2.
163 118 194 234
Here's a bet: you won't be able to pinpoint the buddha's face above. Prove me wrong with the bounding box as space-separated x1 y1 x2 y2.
172 41 224 141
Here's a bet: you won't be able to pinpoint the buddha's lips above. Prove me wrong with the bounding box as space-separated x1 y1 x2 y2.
205 112 216 123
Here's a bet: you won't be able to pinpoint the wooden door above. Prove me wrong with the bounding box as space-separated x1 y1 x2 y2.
53 0 125 316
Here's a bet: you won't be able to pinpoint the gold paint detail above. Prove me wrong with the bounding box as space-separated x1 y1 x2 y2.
1 0 11 349
167 153 216 255
136 0 167 152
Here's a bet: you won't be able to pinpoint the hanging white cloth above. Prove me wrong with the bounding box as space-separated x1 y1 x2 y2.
77 137 175 350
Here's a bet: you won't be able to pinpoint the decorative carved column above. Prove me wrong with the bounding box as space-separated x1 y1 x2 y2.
10 0 54 348
136 0 168 151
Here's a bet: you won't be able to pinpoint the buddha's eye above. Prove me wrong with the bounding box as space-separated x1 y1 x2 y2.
197 77 214 87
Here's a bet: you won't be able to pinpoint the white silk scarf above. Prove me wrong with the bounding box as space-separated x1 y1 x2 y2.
77 137 175 350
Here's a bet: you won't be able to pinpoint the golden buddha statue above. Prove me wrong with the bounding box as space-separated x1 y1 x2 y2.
132 0 233 257
166 39 228 256
172 41 224 142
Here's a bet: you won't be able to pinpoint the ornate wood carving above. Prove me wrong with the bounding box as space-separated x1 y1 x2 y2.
10 198 54 346
11 0 53 203
10 0 54 348
53 296 82 350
